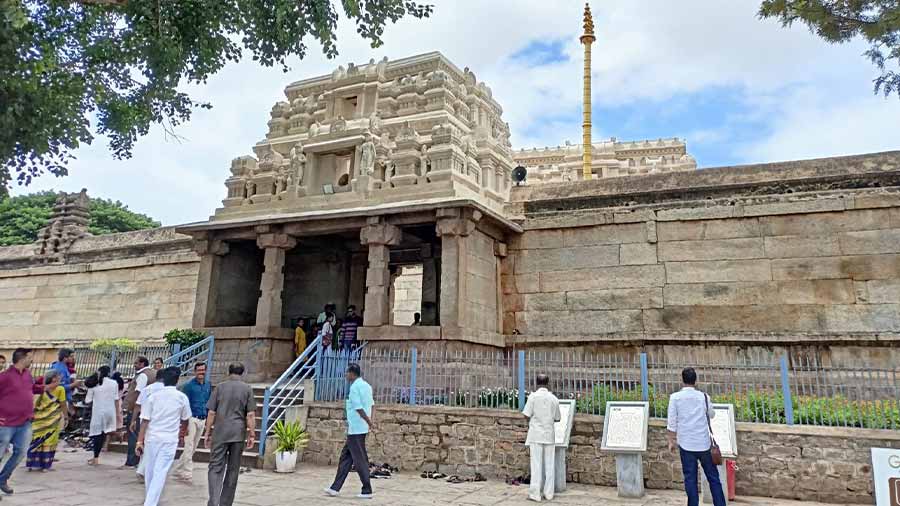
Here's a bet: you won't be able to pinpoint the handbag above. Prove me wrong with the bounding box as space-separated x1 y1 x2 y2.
704 392 723 465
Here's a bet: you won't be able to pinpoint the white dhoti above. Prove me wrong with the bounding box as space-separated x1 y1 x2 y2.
528 443 556 501
171 417 205 480
143 441 177 506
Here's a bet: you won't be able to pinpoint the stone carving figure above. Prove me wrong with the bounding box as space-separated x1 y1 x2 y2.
244 169 256 202
309 121 320 137
331 65 346 81
347 62 359 76
368 111 382 134
419 145 430 174
359 134 377 176
289 142 306 185
332 115 347 133
376 56 388 79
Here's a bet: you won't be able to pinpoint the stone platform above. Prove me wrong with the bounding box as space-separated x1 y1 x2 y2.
6 449 867 506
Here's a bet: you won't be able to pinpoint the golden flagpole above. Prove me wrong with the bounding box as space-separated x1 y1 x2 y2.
580 3 596 180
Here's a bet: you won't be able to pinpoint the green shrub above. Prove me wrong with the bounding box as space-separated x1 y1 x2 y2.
164 328 208 348
89 337 139 353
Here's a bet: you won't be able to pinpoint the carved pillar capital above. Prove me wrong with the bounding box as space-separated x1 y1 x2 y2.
359 218 402 246
257 232 297 250
193 239 230 256
435 208 482 237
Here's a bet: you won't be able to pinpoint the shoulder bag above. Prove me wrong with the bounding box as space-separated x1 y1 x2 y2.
704 392 723 465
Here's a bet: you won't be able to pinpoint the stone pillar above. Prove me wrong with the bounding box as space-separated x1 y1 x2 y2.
435 208 481 328
360 218 402 326
191 239 229 328
255 233 297 330
420 244 439 326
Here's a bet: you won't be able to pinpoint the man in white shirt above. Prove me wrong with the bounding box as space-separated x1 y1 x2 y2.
666 367 726 506
522 374 561 502
137 366 191 506
133 380 165 481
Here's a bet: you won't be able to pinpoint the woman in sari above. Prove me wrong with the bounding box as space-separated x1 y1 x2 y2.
26 370 68 471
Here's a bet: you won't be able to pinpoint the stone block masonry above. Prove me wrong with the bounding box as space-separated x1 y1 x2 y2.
0 227 198 349
303 402 900 504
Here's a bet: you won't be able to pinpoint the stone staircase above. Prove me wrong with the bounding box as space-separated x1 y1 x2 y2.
107 384 295 468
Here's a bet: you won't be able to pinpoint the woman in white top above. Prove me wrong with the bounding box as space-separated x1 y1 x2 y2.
85 365 121 465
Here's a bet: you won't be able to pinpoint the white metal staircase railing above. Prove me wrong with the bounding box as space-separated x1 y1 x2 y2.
259 338 367 456
164 335 215 377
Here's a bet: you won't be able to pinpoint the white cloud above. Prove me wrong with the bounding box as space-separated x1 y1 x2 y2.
10 0 899 224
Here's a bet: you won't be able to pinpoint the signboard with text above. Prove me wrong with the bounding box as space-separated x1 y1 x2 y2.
872 448 900 506
710 403 738 458
554 399 577 447
600 401 649 452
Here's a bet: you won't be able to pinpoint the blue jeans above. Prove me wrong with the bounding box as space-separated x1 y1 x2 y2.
0 422 32 486
679 447 726 506
125 413 141 467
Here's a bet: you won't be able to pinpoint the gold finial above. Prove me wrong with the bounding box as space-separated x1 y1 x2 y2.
581 3 596 43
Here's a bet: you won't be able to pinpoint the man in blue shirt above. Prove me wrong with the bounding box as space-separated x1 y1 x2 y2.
171 362 212 483
50 348 82 402
324 363 374 499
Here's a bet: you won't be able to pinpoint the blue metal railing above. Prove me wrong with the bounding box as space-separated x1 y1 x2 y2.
259 339 368 455
164 335 215 377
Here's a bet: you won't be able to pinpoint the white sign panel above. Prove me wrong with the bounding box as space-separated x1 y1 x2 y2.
710 404 737 458
601 401 649 452
554 399 576 447
872 447 900 506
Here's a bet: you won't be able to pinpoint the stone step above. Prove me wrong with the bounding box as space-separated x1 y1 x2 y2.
107 440 260 468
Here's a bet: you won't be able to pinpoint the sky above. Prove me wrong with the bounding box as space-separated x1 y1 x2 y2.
11 0 900 226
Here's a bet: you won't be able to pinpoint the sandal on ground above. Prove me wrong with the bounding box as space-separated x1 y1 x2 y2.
473 473 486 482
446 475 465 484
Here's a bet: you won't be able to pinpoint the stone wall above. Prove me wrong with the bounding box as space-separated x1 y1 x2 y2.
391 264 423 325
0 228 198 350
502 151 900 364
465 229 500 333
304 402 899 504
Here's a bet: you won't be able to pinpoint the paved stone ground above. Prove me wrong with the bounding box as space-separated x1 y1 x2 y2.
2 449 865 506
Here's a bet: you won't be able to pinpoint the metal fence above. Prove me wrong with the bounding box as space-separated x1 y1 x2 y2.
31 345 172 380
316 347 900 430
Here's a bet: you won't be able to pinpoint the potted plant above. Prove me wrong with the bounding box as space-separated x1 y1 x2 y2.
272 420 309 473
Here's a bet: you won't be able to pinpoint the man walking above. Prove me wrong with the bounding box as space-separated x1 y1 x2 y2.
522 374 561 502
667 367 726 506
137 366 191 506
324 363 374 499
172 362 212 483
204 363 256 506
0 349 35 496
134 377 165 481
124 356 157 468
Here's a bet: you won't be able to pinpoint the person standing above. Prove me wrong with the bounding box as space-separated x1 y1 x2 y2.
49 348 82 403
203 363 256 506
152 358 165 371
340 306 361 350
26 370 67 472
172 362 212 483
0 348 35 496
86 366 121 466
123 356 156 468
667 367 726 506
522 374 561 502
137 366 191 506
323 363 374 499
294 319 307 357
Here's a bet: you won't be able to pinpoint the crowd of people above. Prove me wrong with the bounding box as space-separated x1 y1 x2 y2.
294 303 364 357
0 348 256 506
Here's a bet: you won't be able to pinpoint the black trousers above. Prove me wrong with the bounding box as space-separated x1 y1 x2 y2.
91 432 106 458
330 434 371 494
124 413 141 466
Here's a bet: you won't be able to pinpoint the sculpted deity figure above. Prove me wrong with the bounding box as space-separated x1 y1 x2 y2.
368 112 382 133
331 65 346 81
347 62 359 76
289 142 306 185
309 121 320 137
419 145 430 174
359 134 377 176
332 115 347 133
376 56 388 79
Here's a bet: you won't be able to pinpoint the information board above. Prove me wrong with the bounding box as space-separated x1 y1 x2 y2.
600 401 649 452
872 448 900 506
554 399 576 447
710 403 738 458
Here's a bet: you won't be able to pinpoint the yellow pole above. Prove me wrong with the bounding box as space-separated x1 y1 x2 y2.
580 3 596 181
